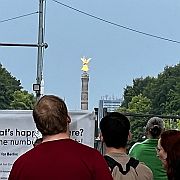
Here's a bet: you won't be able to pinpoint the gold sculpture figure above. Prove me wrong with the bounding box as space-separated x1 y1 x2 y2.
81 57 91 72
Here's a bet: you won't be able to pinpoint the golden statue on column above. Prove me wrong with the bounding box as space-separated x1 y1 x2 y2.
81 57 91 72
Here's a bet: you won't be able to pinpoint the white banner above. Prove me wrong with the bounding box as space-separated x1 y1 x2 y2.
0 110 95 180
69 111 95 146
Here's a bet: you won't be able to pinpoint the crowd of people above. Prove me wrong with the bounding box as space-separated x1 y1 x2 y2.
8 95 180 180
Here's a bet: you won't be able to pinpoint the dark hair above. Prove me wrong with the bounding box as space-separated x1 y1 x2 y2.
33 95 69 135
146 117 164 138
160 130 180 180
160 130 180 154
168 138 180 180
100 112 130 148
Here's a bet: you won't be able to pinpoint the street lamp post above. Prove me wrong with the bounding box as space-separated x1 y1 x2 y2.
35 0 46 100
0 0 47 101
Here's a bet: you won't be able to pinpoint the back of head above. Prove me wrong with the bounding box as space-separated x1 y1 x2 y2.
168 138 180 180
161 131 180 180
160 130 180 153
145 117 164 138
100 112 130 148
33 95 69 136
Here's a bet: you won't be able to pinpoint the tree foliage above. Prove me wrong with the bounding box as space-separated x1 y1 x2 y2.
118 94 152 147
118 63 180 146
121 63 180 116
0 63 35 109
0 64 22 109
10 90 36 110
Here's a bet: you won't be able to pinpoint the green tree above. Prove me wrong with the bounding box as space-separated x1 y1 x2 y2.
149 64 180 114
10 90 36 110
128 94 152 113
119 63 180 147
121 63 180 115
0 63 21 109
0 63 35 109
165 82 180 115
121 76 156 110
121 94 152 147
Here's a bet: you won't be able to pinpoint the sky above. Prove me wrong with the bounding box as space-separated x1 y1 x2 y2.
0 0 180 111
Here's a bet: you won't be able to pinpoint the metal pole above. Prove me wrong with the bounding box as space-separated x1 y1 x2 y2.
0 42 48 48
0 0 48 100
36 0 45 100
0 43 38 47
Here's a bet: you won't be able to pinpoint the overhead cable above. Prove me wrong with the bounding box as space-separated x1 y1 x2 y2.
51 0 180 44
0 11 39 24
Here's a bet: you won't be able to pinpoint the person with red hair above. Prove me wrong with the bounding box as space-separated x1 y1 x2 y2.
157 129 180 180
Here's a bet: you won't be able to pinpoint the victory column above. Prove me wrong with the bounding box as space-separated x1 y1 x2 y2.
81 57 91 110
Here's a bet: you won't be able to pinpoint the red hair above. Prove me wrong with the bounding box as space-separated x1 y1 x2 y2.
160 130 180 180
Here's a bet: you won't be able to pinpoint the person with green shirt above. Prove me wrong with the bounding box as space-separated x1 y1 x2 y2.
129 117 167 180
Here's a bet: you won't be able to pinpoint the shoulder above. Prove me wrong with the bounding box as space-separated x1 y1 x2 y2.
131 142 142 149
12 147 35 165
9 148 34 176
74 143 113 180
129 142 142 154
72 140 103 157
136 162 153 179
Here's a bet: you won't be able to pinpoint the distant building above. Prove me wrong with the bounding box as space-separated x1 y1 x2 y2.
98 97 122 122
94 97 122 149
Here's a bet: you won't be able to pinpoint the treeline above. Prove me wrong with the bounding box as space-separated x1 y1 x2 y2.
1 62 179 145
118 63 180 146
0 63 35 110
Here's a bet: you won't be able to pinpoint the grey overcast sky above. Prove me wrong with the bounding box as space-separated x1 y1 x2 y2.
0 0 180 111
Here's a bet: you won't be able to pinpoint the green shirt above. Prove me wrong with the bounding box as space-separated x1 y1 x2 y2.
129 139 167 180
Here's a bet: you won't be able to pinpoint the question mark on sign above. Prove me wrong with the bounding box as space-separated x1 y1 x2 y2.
80 129 84 136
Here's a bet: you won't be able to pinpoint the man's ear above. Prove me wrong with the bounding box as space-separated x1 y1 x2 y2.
128 131 132 141
67 115 71 123
99 132 104 142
